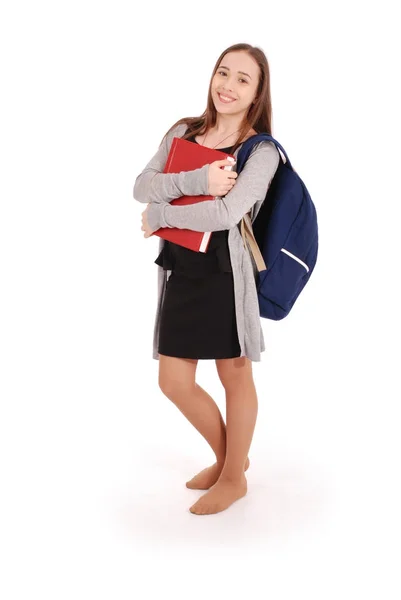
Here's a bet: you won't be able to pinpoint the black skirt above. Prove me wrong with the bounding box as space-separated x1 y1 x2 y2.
158 270 241 360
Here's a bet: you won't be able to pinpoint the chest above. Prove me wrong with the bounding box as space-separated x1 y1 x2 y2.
193 134 233 150
194 130 256 150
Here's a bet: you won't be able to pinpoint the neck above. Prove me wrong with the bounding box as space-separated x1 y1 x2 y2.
213 114 245 135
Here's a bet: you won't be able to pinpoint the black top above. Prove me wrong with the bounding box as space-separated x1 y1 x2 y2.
154 130 234 278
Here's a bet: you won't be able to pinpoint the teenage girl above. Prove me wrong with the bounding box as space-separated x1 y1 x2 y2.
134 43 280 515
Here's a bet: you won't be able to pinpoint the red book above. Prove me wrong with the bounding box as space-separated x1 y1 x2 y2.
150 137 236 252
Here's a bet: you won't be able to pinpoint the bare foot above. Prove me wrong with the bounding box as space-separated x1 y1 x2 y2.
189 474 248 515
186 457 250 490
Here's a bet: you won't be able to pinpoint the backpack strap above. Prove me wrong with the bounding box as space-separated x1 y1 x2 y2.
236 133 292 171
240 213 267 271
236 133 291 272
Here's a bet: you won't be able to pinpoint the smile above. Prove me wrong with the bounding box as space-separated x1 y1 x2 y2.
218 93 236 103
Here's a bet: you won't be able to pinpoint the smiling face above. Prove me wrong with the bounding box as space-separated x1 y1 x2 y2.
211 51 260 119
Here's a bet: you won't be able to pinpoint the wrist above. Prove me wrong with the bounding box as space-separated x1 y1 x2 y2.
147 202 170 231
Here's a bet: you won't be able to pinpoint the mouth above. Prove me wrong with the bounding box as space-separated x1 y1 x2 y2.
217 92 236 104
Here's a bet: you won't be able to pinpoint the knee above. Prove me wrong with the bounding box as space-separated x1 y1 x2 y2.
219 375 247 394
158 376 196 401
216 357 253 392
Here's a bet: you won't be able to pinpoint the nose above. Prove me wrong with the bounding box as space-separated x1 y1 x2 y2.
223 77 234 91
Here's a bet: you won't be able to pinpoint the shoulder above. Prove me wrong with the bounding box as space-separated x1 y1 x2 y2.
160 122 189 151
175 122 190 137
166 122 189 142
237 129 278 158
239 139 280 181
250 139 280 163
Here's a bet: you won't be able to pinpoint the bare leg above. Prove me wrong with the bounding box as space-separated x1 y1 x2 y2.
189 357 257 515
158 354 249 490
185 374 251 488
186 444 250 489
158 354 226 463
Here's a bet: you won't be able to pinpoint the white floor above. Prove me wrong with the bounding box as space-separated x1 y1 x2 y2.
2 314 400 599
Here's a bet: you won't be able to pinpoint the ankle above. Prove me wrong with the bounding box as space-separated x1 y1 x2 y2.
218 470 247 484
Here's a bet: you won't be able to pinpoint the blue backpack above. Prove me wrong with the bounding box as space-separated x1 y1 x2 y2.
235 133 318 320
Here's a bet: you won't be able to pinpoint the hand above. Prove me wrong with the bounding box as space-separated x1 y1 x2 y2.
141 204 155 238
207 158 238 197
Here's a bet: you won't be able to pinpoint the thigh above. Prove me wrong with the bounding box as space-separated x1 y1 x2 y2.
158 353 199 397
215 356 253 392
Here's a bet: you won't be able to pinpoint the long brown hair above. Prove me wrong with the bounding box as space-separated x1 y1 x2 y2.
160 43 273 155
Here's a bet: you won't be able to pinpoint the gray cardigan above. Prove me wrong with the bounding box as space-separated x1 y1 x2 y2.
133 122 280 361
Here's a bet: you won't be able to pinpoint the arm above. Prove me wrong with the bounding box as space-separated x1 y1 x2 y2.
133 124 209 204
146 141 280 232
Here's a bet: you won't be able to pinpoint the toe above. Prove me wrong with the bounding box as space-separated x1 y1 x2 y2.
189 501 201 514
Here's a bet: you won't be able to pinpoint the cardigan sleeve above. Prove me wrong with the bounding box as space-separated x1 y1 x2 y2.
133 124 209 204
146 141 280 232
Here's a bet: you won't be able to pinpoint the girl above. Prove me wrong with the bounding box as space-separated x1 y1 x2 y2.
133 43 280 515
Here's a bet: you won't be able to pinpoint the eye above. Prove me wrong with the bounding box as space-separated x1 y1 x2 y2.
217 70 248 83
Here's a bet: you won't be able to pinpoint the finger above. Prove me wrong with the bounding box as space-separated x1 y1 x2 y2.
216 159 236 166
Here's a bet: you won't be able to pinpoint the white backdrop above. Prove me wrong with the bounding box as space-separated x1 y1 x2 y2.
1 0 400 597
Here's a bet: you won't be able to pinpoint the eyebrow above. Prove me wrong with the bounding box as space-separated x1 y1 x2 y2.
219 65 252 79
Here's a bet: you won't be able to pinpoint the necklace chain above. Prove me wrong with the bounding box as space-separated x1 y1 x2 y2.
202 127 241 149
